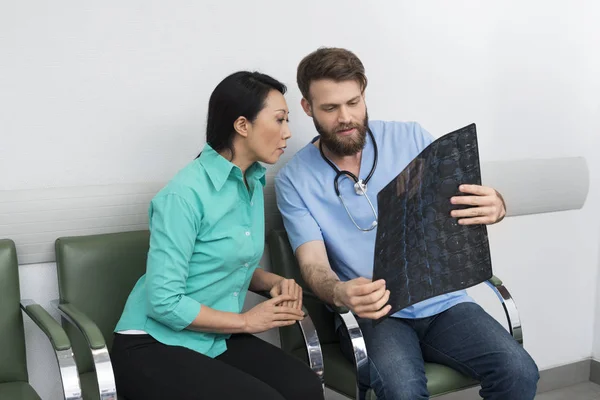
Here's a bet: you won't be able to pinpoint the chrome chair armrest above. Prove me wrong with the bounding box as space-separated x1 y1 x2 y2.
255 291 324 386
484 276 523 344
337 310 369 400
21 299 83 400
52 300 117 400
296 306 325 386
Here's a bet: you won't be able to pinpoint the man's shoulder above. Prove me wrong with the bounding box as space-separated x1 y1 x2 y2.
370 120 433 150
369 119 427 138
275 141 315 184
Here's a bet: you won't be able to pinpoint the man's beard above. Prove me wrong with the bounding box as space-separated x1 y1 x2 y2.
314 111 369 157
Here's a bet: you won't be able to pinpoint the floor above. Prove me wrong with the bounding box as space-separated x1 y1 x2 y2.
324 381 600 399
535 382 600 400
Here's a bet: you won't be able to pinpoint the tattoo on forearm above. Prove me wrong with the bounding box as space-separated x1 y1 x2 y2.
301 264 339 303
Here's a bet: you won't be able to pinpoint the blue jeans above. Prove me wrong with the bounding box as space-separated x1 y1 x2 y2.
337 302 539 400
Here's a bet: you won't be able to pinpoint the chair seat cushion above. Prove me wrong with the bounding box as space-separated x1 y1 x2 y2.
425 362 478 397
293 343 478 398
0 382 41 400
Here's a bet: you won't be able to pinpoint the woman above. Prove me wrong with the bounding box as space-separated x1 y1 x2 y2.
111 71 324 400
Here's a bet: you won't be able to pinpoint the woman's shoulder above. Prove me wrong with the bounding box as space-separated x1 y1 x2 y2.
153 159 208 206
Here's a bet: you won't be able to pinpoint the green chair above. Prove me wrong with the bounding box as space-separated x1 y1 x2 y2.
0 239 82 400
54 230 324 400
267 229 524 400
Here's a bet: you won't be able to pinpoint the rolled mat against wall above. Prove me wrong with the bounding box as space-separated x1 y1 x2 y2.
481 157 589 217
0 157 589 265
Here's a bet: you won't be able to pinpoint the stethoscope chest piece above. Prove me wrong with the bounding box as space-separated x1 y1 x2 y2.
354 180 367 196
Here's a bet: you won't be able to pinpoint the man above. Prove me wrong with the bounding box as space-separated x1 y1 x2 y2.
274 47 539 400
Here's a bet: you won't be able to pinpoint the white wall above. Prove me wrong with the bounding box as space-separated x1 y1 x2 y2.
2 1 599 399
594 225 600 360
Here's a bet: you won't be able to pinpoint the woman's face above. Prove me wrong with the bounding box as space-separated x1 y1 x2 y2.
246 90 291 165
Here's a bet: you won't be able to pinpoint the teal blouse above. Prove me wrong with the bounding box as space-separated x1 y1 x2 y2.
115 144 266 358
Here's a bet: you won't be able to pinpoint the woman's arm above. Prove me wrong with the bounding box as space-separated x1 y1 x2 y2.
186 306 246 333
186 294 302 334
249 268 284 292
145 193 204 331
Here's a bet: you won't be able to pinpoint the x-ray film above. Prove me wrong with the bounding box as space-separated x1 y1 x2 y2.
372 123 492 322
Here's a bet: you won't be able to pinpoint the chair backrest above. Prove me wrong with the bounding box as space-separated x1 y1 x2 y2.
55 230 150 374
0 239 28 383
267 230 339 353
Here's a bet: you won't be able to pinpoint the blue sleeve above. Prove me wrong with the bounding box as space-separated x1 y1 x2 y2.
274 170 323 253
412 121 435 151
145 193 202 331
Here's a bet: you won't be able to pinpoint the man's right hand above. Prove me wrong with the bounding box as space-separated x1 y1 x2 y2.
333 277 391 319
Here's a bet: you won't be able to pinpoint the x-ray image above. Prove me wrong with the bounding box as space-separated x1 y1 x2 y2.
372 123 492 322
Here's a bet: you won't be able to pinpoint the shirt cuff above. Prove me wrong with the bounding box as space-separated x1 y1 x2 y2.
169 296 202 331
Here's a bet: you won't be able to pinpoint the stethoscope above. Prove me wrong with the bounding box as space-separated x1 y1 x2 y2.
318 128 379 231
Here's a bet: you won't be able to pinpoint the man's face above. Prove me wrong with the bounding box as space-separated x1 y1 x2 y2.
302 79 368 157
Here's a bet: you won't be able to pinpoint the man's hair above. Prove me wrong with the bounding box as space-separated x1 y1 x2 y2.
296 47 368 102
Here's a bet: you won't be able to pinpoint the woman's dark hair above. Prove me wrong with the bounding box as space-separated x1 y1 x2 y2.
198 71 287 159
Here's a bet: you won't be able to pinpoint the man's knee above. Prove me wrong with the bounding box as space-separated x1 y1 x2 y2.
487 348 539 397
507 352 539 393
370 365 429 400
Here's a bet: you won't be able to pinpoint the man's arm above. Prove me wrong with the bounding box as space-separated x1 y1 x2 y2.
295 240 340 305
296 240 391 319
275 169 390 319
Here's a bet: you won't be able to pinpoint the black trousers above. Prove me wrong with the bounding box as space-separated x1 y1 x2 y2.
111 333 324 400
